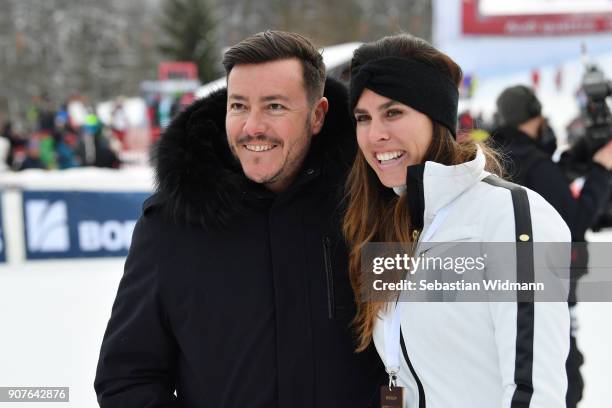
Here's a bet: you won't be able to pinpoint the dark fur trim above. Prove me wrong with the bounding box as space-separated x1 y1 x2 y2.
152 77 355 229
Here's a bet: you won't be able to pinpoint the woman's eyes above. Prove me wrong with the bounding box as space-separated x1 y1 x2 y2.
386 109 403 118
355 109 403 123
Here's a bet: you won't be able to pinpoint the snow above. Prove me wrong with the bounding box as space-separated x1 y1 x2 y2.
0 260 123 408
0 167 154 191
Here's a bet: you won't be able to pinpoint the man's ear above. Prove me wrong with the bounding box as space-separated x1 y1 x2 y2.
310 97 329 135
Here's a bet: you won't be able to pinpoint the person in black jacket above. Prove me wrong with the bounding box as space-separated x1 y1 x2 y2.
494 85 612 242
94 30 383 408
493 84 612 408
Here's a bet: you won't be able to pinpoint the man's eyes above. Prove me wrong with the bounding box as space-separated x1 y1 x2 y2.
229 103 286 112
229 103 246 111
267 103 286 111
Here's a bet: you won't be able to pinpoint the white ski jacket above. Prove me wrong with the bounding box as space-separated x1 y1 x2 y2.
372 147 571 408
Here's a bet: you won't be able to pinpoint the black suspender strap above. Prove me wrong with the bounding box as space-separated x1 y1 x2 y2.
482 175 535 407
400 327 426 408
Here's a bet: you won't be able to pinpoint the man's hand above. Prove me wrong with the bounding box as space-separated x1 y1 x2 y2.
593 140 612 170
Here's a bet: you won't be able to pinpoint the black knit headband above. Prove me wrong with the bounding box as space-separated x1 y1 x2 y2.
349 56 459 137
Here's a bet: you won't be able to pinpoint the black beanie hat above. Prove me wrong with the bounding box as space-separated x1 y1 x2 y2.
350 57 459 137
496 85 542 127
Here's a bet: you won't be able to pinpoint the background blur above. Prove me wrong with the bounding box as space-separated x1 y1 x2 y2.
1 0 611 407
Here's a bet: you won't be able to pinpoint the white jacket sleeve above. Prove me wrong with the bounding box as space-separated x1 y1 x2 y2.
485 187 570 408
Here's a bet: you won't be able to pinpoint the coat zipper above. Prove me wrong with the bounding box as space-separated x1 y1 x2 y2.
322 236 335 320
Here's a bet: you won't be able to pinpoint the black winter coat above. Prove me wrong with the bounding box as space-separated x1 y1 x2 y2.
493 126 610 241
94 78 384 408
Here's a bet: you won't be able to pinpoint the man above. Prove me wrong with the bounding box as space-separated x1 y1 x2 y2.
94 30 383 407
494 85 612 241
494 84 612 408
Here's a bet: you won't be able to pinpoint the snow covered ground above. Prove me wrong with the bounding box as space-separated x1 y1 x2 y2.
0 259 123 408
0 246 611 407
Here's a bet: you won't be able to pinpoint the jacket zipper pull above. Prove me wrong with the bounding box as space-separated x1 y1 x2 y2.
411 229 421 257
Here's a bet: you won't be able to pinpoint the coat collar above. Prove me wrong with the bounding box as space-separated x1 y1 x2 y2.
396 146 488 232
422 146 488 221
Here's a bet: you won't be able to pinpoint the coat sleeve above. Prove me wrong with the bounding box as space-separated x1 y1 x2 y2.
94 214 180 408
526 160 610 240
485 188 570 408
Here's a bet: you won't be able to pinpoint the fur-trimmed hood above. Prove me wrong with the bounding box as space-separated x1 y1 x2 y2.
151 77 356 229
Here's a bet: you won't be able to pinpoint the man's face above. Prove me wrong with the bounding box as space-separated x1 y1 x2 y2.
226 58 327 192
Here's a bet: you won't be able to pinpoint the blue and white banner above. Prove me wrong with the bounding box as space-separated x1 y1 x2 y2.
23 191 150 260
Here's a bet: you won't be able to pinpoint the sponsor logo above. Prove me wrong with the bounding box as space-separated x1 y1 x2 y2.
25 200 70 252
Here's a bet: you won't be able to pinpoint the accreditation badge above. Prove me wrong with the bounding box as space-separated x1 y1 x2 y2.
380 385 405 408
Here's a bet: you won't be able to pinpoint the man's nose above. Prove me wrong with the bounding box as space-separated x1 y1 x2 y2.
242 110 267 137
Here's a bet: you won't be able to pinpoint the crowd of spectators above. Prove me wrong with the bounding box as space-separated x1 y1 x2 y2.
0 95 122 171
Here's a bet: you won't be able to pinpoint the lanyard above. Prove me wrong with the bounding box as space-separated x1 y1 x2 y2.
383 201 455 386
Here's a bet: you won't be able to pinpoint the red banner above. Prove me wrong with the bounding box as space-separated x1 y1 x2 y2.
462 0 612 36
158 62 198 80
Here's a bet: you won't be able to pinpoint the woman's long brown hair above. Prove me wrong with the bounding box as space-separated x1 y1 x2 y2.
343 34 503 352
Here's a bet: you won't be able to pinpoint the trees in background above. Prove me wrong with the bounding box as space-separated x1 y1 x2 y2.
213 0 432 48
0 0 162 119
157 0 220 84
0 0 432 121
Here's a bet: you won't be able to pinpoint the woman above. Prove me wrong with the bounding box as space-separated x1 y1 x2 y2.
343 34 571 407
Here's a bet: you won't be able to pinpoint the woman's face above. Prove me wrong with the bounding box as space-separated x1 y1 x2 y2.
353 88 433 188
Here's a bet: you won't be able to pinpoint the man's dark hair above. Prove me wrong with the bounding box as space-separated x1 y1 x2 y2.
496 85 542 127
223 30 326 104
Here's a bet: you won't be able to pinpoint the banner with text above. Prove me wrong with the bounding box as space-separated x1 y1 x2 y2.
23 191 150 260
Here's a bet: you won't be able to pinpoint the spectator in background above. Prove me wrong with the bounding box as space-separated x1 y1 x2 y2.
110 98 129 149
1 121 16 168
0 135 10 171
53 108 79 169
38 131 57 169
457 110 490 143
493 85 612 241
493 84 612 408
3 120 29 170
19 138 46 170
5 103 122 171
93 127 120 168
